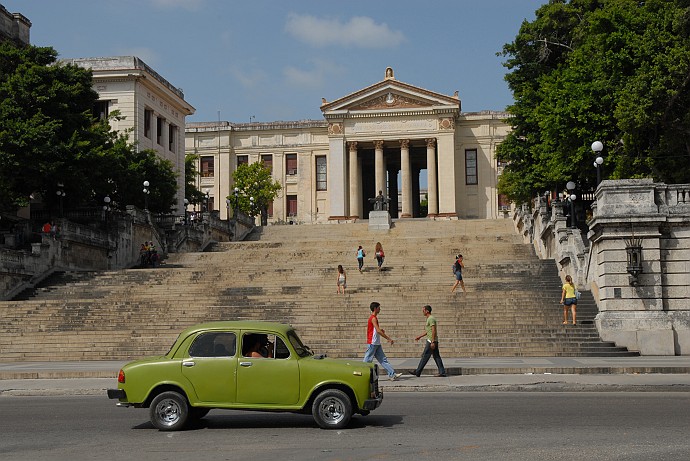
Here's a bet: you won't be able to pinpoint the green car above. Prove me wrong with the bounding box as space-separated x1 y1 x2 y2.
107 321 383 430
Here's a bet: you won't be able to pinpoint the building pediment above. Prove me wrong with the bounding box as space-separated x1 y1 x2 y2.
321 67 460 117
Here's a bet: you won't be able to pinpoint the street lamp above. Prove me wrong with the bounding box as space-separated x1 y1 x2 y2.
249 196 255 217
103 196 111 228
184 198 189 224
143 180 150 210
56 183 66 217
566 181 577 228
226 198 232 233
592 141 604 186
204 192 210 212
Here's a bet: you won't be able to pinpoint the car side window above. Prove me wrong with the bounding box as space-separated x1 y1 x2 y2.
189 332 236 357
241 333 290 359
274 336 290 359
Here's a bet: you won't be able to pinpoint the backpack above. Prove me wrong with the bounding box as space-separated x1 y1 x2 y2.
453 260 461 274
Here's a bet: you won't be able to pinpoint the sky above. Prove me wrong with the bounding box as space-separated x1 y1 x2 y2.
4 0 546 124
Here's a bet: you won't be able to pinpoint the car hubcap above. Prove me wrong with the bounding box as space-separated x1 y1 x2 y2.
319 397 345 425
155 398 181 426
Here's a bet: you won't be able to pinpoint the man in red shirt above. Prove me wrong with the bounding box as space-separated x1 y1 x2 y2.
363 301 402 380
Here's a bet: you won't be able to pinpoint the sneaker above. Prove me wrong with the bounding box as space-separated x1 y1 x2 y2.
390 372 403 381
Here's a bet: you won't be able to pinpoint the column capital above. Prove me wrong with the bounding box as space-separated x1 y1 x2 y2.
347 141 358 151
425 138 436 148
400 139 410 149
374 140 384 150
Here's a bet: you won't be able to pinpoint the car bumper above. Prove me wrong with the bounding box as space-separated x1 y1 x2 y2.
107 388 126 400
363 392 383 411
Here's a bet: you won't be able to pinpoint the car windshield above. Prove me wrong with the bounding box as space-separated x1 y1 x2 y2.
288 330 312 357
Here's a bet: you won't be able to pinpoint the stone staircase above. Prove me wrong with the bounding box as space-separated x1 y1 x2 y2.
0 219 638 361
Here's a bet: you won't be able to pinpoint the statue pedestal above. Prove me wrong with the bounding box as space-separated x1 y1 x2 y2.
368 211 391 230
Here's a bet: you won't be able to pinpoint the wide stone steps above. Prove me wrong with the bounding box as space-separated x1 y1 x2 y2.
0 219 638 360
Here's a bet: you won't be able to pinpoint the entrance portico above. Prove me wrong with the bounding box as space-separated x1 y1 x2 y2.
322 67 460 220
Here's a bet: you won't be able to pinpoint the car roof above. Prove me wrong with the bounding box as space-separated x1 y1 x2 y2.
177 320 294 337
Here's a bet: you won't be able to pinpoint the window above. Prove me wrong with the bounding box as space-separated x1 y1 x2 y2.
201 156 214 177
286 154 297 175
144 109 153 138
261 154 273 173
156 117 164 145
316 156 327 191
465 149 478 185
241 333 289 359
287 195 297 217
93 100 109 121
168 124 177 151
237 155 249 166
189 332 236 357
267 200 274 218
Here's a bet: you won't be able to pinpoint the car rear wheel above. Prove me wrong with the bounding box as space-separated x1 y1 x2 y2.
149 391 189 431
312 389 352 429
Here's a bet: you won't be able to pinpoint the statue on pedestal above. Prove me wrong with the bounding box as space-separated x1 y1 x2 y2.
369 191 389 211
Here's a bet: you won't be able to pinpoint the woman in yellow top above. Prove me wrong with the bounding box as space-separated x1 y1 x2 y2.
560 274 577 325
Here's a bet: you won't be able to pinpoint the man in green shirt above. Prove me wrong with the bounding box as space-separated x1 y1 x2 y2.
409 305 447 377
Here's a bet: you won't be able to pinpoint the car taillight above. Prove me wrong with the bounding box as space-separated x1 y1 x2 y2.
117 369 125 383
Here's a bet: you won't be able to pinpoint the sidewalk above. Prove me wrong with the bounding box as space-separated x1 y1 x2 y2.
2 357 690 396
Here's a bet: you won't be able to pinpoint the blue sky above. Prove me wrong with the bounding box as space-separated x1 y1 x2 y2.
5 0 545 123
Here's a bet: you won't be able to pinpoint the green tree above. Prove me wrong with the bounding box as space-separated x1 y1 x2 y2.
231 161 281 225
184 154 206 207
0 42 178 214
498 0 690 203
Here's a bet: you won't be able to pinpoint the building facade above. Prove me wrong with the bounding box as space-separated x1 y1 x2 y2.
0 4 30 46
63 56 195 215
186 67 510 223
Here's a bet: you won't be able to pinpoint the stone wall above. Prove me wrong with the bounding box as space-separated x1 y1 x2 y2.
514 179 690 355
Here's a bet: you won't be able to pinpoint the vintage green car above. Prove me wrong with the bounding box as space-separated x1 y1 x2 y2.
107 321 382 430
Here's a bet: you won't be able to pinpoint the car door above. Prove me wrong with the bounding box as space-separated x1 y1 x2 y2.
236 332 300 405
180 331 238 404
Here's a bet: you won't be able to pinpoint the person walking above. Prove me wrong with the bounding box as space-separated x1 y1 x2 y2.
560 274 578 325
409 305 447 377
375 242 385 271
451 254 466 294
336 264 347 295
356 245 366 272
363 302 402 381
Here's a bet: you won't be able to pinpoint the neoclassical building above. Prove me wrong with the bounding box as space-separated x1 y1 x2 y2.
186 67 510 223
63 56 195 216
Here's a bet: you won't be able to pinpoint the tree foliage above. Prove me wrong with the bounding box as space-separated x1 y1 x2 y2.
0 42 177 214
184 154 206 206
231 162 281 222
498 0 690 203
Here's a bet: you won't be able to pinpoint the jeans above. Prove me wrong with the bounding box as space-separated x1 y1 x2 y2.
357 257 364 271
414 341 446 376
363 344 396 377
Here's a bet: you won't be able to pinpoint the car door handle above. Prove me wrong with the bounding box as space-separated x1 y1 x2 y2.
240 362 252 367
182 361 196 367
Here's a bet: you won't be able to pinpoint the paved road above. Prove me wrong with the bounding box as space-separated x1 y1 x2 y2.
2 393 689 461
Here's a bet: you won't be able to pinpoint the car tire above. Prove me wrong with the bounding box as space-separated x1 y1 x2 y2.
149 391 189 431
312 389 352 429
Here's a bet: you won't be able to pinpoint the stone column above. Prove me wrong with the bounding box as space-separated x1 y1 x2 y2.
327 128 348 220
400 139 412 218
374 140 385 199
426 138 438 216
348 141 360 218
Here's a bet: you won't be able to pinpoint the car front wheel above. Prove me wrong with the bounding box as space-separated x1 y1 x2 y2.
312 389 352 429
149 391 189 431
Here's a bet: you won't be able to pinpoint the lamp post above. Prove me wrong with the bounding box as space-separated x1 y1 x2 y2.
592 141 604 186
249 196 255 218
183 198 189 225
103 196 111 229
142 180 150 210
204 192 210 212
226 198 231 234
56 183 66 217
566 181 577 228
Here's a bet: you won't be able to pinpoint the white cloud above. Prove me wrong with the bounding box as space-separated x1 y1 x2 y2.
230 65 268 89
285 14 405 48
150 0 203 11
283 59 344 89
